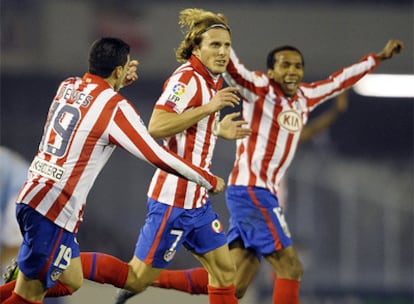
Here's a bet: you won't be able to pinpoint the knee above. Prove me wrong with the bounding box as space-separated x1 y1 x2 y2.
62 272 83 292
210 262 237 288
279 253 303 280
124 268 147 293
290 258 304 280
268 248 304 280
124 261 154 293
70 277 83 292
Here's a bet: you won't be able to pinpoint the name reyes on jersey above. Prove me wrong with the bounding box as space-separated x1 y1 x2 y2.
57 85 92 107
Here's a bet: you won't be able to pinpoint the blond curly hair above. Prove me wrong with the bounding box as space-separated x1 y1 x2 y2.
175 8 230 62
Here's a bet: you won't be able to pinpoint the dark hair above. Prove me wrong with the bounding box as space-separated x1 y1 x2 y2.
88 37 130 78
266 45 305 70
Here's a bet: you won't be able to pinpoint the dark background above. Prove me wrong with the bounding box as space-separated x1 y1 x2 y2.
1 1 413 303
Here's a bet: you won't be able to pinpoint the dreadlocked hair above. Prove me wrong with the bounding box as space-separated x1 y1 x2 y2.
175 8 230 62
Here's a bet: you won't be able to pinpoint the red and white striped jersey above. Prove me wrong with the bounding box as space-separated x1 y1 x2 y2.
147 56 222 209
223 49 379 196
17 73 217 232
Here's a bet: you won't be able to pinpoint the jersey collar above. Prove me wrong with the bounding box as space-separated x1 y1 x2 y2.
82 73 113 90
188 55 223 91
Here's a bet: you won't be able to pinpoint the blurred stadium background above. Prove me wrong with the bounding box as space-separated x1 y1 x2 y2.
1 1 413 303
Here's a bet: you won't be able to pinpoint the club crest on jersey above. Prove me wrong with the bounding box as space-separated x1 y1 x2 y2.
50 269 63 282
211 219 223 233
166 82 187 108
163 249 176 262
277 110 302 133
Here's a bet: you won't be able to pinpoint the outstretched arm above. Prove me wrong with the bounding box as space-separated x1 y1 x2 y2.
303 39 404 110
110 102 225 193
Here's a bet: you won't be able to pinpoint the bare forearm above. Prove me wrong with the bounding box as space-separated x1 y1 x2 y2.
300 108 339 142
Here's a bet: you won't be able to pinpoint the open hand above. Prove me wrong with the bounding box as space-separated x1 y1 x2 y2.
216 112 252 140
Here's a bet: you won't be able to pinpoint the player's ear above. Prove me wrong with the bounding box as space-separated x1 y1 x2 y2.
115 66 123 78
267 69 274 78
192 45 201 59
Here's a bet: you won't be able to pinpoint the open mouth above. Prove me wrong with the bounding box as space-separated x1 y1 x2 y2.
284 80 297 90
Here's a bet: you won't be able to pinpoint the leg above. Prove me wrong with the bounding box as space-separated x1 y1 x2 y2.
0 255 83 300
192 244 238 304
5 204 83 303
116 200 236 304
124 256 163 293
152 267 209 294
193 244 235 287
57 256 83 293
2 256 88 299
265 245 303 280
81 252 128 288
47 252 130 296
13 271 46 302
114 199 171 304
113 256 164 304
228 240 260 299
11 255 83 303
35 252 137 301
0 281 17 301
265 246 303 304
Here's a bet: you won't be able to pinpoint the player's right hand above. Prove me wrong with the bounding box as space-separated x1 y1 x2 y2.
122 60 139 87
207 87 240 113
210 176 225 194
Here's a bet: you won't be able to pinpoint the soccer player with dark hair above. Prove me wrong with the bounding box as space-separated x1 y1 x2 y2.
0 37 225 304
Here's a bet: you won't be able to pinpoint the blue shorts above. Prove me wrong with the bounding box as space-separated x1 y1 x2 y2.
134 199 227 268
16 204 80 289
226 185 292 259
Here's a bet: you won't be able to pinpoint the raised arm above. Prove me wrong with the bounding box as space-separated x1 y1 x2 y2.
224 48 269 100
303 39 404 110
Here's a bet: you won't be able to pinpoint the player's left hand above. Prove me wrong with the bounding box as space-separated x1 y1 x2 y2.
123 60 139 87
376 39 404 61
210 176 225 194
216 112 252 140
